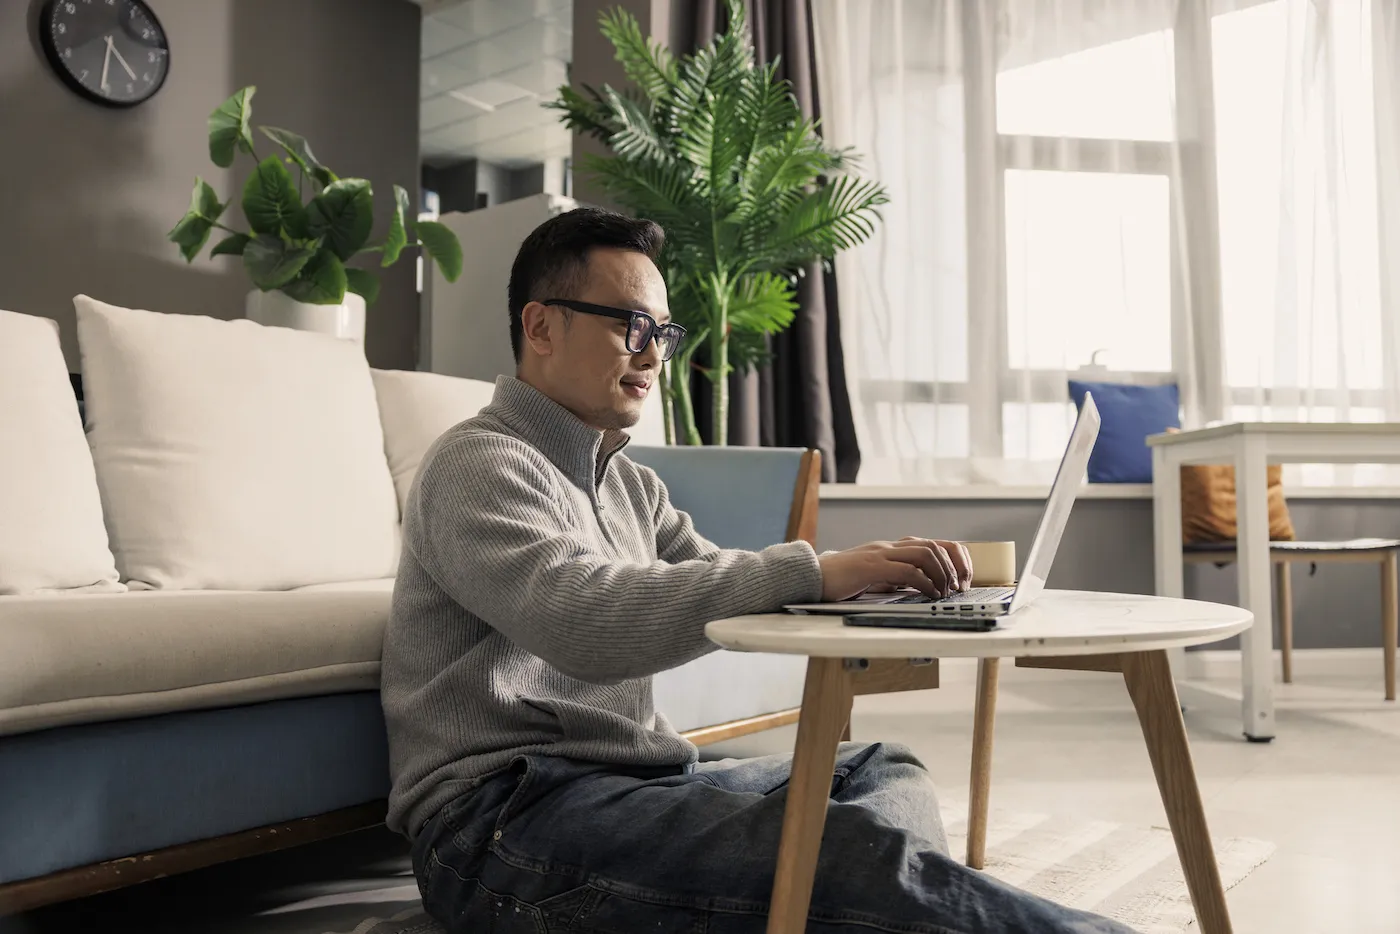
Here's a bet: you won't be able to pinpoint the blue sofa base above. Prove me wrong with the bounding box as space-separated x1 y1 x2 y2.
0 692 391 890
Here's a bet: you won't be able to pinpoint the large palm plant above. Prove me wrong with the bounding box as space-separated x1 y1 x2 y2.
549 0 887 445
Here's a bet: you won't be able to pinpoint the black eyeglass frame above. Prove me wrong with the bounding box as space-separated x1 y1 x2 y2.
542 298 687 362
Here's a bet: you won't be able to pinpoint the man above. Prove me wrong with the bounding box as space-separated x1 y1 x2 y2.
381 208 1134 933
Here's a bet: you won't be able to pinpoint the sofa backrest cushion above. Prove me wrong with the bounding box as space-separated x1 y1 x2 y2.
74 296 400 591
0 309 124 594
371 369 496 517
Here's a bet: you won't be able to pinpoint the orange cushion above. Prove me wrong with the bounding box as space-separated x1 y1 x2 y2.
1165 427 1295 544
1179 463 1296 544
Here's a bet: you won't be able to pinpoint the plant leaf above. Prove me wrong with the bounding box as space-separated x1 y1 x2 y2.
167 177 226 261
282 249 348 304
734 63 798 174
545 84 617 142
209 233 251 257
381 184 412 266
344 267 382 305
727 326 776 373
582 154 702 242
168 215 213 262
242 156 305 237
727 271 798 334
604 86 669 163
243 234 318 289
305 179 374 261
278 250 344 305
416 221 463 282
208 86 256 168
597 5 677 102
259 126 337 188
762 175 890 267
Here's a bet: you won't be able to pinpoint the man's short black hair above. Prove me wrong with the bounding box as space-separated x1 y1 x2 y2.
507 207 665 362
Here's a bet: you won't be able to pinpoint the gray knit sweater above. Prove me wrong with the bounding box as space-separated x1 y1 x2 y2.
380 376 824 838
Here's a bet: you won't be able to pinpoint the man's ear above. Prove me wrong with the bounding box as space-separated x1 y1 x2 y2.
520 301 556 358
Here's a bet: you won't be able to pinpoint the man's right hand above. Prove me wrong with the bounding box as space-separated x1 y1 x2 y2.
817 539 971 602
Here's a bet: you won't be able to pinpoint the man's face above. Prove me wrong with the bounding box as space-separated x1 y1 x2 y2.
522 248 670 431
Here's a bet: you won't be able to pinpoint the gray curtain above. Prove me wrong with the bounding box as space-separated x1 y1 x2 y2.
683 0 861 483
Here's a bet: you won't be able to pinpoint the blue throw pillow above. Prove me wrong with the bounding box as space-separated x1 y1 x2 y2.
1068 380 1180 483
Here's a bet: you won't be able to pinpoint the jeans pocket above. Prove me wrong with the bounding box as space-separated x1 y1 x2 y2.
440 779 518 857
535 886 596 933
493 756 543 839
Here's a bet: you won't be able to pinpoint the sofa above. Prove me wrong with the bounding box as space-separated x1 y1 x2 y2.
0 298 812 912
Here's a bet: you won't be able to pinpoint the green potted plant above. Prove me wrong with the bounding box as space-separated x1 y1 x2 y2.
168 86 463 342
549 1 887 444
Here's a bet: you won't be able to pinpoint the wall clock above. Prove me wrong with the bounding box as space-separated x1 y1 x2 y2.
39 0 169 108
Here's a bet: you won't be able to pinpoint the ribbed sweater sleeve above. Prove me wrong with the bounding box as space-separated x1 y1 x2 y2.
405 433 824 686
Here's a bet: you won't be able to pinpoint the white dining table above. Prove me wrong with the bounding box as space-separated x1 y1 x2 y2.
1148 422 1400 740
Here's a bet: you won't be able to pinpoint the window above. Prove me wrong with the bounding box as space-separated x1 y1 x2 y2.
1004 170 1172 373
816 0 1396 487
993 22 1182 475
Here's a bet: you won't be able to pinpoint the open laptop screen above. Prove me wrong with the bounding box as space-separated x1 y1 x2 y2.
1007 392 1102 614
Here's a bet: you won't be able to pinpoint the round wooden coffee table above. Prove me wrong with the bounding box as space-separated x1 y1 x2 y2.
706 589 1253 934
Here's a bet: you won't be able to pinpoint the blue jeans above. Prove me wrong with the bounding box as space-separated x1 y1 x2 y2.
411 742 1138 933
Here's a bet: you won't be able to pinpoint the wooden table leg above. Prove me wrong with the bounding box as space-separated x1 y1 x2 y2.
1121 650 1233 934
1276 561 1293 684
766 657 855 934
966 657 999 869
1382 551 1397 702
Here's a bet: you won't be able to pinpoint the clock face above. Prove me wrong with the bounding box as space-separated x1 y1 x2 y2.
40 0 169 108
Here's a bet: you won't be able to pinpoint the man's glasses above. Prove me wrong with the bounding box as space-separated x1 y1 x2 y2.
543 299 687 362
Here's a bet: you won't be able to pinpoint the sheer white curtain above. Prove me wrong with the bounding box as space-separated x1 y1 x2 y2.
813 0 1400 487
1217 0 1400 485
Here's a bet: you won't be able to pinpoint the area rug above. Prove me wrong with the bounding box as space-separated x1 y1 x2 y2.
325 800 1274 934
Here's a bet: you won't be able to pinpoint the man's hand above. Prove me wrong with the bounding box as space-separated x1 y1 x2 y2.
817 538 974 602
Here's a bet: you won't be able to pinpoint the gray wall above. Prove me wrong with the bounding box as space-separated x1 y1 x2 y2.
0 0 421 371
816 497 1400 650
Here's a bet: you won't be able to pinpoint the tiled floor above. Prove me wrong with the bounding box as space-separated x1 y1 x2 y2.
7 662 1398 933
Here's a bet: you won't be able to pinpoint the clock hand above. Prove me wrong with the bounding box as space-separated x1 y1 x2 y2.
109 39 137 81
100 35 112 92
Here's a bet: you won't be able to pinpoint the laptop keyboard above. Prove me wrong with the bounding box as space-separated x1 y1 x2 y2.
890 587 1016 606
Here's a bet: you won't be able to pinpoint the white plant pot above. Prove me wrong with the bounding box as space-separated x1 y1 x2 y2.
245 289 366 344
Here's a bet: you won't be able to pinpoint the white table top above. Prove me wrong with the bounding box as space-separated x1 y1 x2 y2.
705 590 1252 659
1148 422 1400 446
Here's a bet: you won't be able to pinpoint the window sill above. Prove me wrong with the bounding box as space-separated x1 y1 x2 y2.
819 484 1400 501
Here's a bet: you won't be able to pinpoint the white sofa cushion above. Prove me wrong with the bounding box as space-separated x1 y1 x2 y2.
0 309 123 595
0 585 391 737
371 369 495 516
74 296 401 590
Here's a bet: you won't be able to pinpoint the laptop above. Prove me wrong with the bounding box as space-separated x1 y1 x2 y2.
784 391 1101 619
